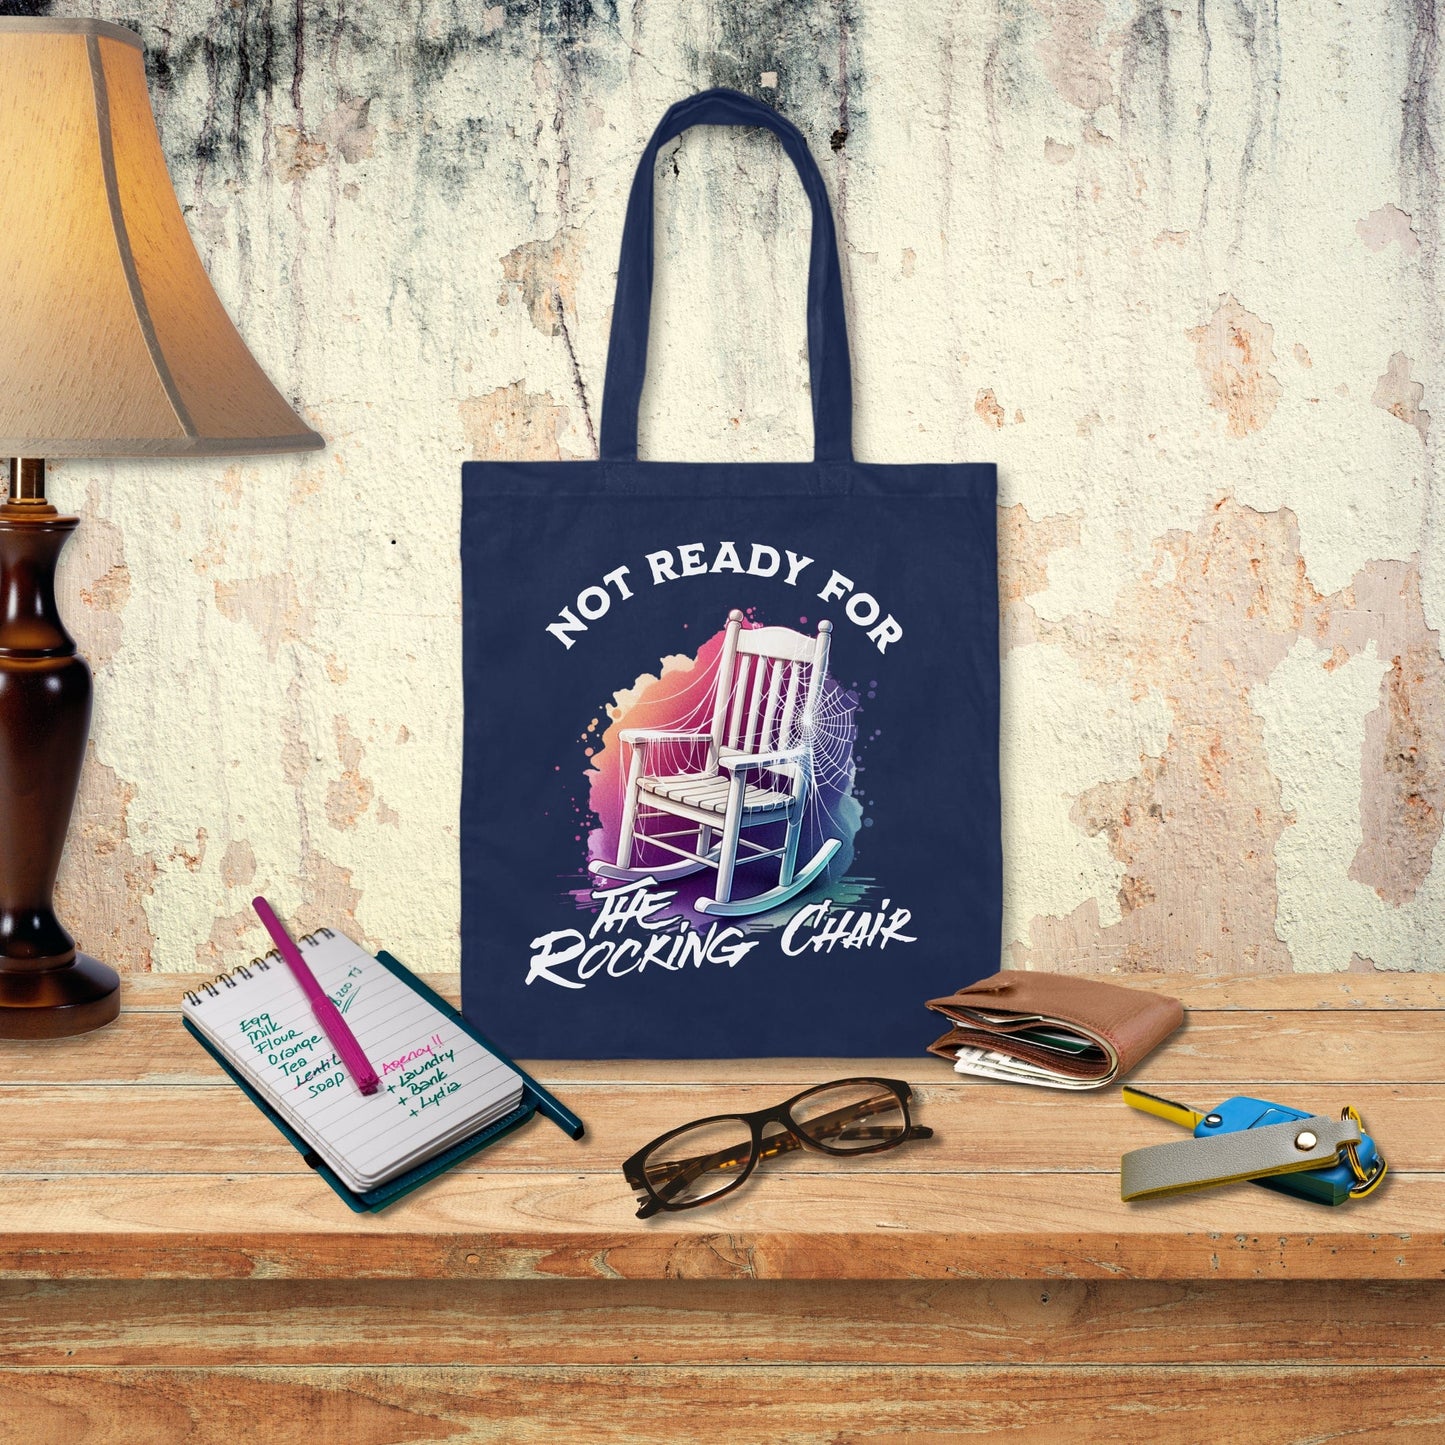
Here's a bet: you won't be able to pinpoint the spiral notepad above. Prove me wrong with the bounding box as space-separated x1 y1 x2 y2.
182 930 524 1194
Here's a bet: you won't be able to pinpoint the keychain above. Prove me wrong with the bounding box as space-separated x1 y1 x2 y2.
1120 1087 1388 1204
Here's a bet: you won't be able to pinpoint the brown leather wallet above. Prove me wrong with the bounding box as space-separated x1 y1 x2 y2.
926 971 1184 1088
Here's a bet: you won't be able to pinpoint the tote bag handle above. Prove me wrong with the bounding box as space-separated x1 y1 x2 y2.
598 88 854 464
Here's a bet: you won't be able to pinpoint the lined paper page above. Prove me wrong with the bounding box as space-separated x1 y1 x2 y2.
183 932 522 1191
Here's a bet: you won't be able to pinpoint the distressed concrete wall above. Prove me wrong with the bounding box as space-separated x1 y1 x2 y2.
24 0 1444 975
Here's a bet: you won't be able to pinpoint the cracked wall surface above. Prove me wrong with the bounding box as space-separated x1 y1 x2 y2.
22 0 1444 976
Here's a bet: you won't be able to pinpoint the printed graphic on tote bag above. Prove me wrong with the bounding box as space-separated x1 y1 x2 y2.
525 542 919 991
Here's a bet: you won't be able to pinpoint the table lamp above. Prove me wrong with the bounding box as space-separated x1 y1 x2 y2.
0 19 322 1038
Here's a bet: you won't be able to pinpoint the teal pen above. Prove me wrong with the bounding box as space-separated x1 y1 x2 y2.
252 896 381 1096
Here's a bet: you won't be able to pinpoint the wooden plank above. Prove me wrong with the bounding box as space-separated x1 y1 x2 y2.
1079 972 1445 1009
778 660 801 749
540 1011 1445 1080
5 1007 1441 1087
103 970 1445 1011
0 1173 1439 1281
760 654 784 751
652 776 729 806
537 1007 1445 1083
0 1081 1429 1175
742 649 768 752
726 653 751 748
2 1365 1444 1444
2 1278 1442 1367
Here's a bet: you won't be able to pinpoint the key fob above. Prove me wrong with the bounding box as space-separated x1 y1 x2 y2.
1195 1096 1380 1206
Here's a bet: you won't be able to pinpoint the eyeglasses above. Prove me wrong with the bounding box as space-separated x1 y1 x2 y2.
622 1077 932 1218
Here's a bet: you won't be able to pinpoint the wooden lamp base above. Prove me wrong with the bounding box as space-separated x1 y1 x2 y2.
0 954 120 1038
0 461 120 1040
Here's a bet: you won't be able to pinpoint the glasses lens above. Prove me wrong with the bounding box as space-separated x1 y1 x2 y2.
789 1080 907 1153
641 1118 755 1208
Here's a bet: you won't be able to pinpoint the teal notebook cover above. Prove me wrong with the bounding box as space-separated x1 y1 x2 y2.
183 948 583 1213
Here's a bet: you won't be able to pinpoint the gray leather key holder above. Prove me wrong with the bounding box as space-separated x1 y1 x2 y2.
1120 1115 1362 1202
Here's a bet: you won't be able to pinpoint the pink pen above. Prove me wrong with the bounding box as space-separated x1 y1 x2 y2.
252 896 381 1096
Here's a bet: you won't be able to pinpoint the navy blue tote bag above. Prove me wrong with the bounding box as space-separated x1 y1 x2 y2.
461 89 999 1057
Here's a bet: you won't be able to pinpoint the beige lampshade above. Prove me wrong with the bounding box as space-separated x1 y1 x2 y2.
0 19 322 456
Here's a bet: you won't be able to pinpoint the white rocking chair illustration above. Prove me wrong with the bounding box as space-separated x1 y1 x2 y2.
589 609 843 917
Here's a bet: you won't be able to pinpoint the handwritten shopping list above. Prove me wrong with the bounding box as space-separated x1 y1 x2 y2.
184 933 521 1190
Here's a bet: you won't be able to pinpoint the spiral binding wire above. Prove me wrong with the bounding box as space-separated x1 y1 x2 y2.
183 927 335 1006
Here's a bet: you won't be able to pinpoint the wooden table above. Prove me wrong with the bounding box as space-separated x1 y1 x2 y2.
1 972 1441 1442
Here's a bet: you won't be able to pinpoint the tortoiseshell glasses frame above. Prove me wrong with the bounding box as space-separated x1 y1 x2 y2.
622 1077 932 1219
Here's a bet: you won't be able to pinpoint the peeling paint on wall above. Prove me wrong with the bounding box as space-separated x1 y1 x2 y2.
1326 561 1445 908
325 717 376 831
1373 352 1432 442
30 1 1445 977
1187 295 1282 440
460 383 572 461
53 747 158 971
1357 203 1422 255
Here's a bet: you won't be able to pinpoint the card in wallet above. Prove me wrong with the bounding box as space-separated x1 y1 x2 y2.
926 971 1184 1089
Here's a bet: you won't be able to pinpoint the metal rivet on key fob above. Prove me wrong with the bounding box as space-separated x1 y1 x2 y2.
1295 1130 1317 1151
1203 1114 1223 1127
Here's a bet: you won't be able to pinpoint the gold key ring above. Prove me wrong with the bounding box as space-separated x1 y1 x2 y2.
1340 1105 1389 1198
